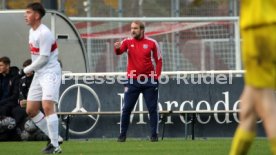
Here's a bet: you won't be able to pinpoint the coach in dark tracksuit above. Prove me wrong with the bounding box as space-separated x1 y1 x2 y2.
114 21 162 142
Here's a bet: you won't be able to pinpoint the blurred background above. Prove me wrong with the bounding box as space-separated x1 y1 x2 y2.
1 0 257 140
0 0 241 73
1 0 239 17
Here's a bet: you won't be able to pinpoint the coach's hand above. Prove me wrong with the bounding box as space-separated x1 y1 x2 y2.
114 41 121 49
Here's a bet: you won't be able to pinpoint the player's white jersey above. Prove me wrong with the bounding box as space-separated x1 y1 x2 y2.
29 24 60 74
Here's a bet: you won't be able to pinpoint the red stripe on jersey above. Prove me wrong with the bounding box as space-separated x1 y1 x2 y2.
29 42 58 55
51 42 57 51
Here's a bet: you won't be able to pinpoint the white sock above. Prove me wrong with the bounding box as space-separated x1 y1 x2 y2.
31 111 49 136
46 114 59 147
31 111 63 143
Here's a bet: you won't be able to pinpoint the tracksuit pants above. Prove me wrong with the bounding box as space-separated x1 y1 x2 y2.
120 79 159 137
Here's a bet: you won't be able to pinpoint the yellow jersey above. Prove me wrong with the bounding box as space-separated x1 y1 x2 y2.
240 0 276 29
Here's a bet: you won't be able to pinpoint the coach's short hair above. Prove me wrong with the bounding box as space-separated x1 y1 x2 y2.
0 56 11 65
132 20 145 30
26 2 46 19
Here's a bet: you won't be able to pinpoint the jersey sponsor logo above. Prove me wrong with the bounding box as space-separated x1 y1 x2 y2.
131 44 134 47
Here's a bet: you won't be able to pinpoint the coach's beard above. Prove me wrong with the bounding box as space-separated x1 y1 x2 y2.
132 33 142 40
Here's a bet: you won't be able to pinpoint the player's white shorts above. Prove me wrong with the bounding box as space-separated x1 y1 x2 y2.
27 69 61 103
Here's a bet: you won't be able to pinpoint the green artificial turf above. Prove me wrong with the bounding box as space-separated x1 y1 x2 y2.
0 138 270 155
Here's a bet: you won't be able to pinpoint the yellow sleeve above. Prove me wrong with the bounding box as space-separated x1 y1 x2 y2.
240 0 276 29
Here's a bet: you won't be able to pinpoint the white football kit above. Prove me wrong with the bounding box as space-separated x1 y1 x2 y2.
27 24 61 103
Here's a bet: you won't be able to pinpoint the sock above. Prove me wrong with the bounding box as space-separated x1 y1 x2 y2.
46 114 59 147
229 127 256 155
269 138 276 155
31 111 49 136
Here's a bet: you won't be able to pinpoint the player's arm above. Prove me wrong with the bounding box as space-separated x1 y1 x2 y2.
114 39 128 55
24 30 52 74
152 41 162 79
23 56 48 73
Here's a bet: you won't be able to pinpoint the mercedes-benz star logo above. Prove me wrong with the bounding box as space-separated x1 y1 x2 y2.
58 84 101 135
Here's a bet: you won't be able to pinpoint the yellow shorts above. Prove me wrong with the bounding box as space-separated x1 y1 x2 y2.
242 24 276 89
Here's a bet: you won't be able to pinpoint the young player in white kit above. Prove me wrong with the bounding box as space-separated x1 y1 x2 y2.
23 2 62 154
